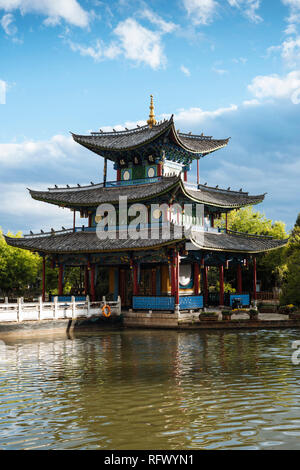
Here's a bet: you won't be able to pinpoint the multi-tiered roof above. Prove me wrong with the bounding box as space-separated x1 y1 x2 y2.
5 97 287 257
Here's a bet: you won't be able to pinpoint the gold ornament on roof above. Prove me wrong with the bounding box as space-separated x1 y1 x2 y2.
147 95 157 128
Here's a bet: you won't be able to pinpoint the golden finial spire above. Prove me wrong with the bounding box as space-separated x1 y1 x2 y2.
147 95 157 128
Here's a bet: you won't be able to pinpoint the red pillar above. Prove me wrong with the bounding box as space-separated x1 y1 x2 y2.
42 256 46 302
133 264 139 296
194 263 199 295
253 257 257 301
117 169 121 181
219 265 224 306
237 264 243 294
157 163 162 177
58 264 64 296
184 171 187 182
174 251 180 306
151 268 156 296
84 266 89 296
170 259 175 296
203 264 209 306
90 265 95 301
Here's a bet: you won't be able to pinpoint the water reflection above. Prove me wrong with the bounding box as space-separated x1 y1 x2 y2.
0 329 300 449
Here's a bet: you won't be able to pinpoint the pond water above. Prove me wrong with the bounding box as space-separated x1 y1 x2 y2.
0 328 300 450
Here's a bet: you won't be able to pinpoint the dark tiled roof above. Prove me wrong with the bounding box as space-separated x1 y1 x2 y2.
175 133 229 155
72 119 172 156
5 229 183 254
29 177 265 209
72 116 230 158
29 176 179 207
190 230 288 253
5 228 288 255
183 183 265 208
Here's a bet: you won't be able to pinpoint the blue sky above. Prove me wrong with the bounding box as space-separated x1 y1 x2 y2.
0 0 300 234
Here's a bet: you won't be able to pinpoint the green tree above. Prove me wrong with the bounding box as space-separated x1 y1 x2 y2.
281 214 300 306
0 229 41 296
216 206 288 291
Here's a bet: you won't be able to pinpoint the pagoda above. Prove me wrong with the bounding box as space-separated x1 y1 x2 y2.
6 97 287 313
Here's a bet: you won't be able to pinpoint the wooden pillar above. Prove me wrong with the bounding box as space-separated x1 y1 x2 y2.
237 264 243 294
103 157 107 187
90 265 95 301
170 258 175 296
219 264 224 306
184 171 187 182
203 265 209 306
174 250 180 306
58 264 64 296
84 266 89 296
73 210 76 233
133 264 139 296
119 269 126 305
157 163 162 177
88 213 92 228
42 256 46 302
117 169 121 181
211 214 215 228
151 268 156 296
194 262 200 295
253 257 257 301
225 213 228 232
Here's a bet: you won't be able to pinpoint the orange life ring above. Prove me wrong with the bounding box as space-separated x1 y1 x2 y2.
102 304 111 318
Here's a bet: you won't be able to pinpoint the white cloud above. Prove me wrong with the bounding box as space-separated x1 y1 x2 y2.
280 36 300 66
282 0 300 34
0 79 7 104
0 0 90 28
67 39 121 61
0 183 74 234
0 134 81 167
161 104 238 127
242 98 260 106
212 66 228 75
0 12 16 34
180 65 191 76
114 18 166 69
248 71 300 104
183 0 218 25
228 0 262 23
139 8 178 33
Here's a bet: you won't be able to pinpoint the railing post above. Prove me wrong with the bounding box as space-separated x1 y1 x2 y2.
117 295 121 315
38 296 43 321
86 295 90 317
17 297 22 323
71 296 76 319
4 297 8 305
54 296 58 319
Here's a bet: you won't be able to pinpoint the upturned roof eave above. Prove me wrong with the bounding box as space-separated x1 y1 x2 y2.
71 116 174 155
179 180 266 209
169 122 230 155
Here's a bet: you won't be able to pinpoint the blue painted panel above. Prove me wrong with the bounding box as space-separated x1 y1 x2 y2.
57 296 86 302
230 294 250 307
133 296 174 310
179 296 203 309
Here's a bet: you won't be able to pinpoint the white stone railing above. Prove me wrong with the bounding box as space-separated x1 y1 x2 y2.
0 296 121 323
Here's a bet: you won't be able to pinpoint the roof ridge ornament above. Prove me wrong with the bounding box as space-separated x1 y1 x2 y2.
147 95 157 128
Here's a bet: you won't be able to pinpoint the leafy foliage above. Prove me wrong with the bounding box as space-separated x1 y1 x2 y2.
0 229 41 296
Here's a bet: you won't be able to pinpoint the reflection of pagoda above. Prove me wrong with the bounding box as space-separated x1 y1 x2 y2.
6 97 287 312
